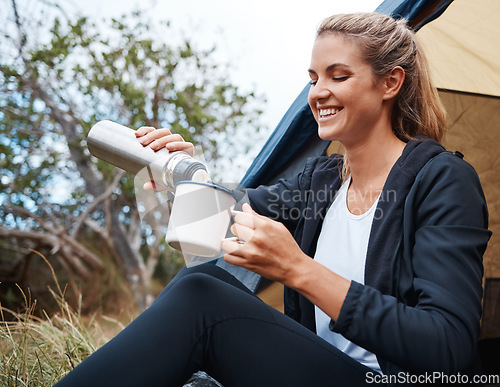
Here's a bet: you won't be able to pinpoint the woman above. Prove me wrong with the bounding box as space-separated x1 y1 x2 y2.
57 12 490 386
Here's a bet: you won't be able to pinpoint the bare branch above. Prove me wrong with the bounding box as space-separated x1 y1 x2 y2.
21 72 105 198
72 170 125 238
3 204 104 273
5 204 55 231
0 224 98 279
0 225 59 248
61 234 103 270
59 246 91 279
83 219 109 240
11 0 27 56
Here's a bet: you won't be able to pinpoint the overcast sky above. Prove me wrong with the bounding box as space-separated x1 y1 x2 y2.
81 0 383 131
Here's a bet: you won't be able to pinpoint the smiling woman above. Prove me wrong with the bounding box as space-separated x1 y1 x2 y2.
312 13 447 143
308 35 398 151
56 12 490 387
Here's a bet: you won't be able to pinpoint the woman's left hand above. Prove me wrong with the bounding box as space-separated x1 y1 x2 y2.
221 203 308 285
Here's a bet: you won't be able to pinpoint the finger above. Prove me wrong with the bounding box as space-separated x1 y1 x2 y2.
236 205 269 235
231 223 254 243
221 237 245 255
241 202 270 229
138 128 172 146
165 141 195 156
135 126 156 137
149 134 185 151
223 253 249 268
139 128 172 146
231 210 255 230
142 180 168 191
242 202 257 215
143 181 154 190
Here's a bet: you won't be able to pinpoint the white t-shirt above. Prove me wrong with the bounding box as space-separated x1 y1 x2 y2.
314 176 382 374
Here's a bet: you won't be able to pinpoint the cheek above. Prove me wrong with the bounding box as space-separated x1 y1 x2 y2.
307 91 314 108
307 95 318 117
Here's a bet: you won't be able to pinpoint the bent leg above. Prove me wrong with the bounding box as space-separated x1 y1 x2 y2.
154 262 255 301
56 269 371 387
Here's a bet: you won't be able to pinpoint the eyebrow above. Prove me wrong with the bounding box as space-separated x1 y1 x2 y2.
308 63 350 74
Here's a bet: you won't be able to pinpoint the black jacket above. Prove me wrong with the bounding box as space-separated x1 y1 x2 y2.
247 139 491 378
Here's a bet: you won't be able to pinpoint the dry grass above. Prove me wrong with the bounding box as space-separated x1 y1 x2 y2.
0 251 123 386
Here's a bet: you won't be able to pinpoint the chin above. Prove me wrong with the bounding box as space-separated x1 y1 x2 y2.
317 126 341 142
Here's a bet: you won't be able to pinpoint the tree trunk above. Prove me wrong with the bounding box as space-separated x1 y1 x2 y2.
20 66 152 310
111 201 149 309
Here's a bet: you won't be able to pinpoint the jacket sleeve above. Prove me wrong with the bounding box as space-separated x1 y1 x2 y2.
330 153 491 374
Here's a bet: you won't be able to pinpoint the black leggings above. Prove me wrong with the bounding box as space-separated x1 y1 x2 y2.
55 263 374 387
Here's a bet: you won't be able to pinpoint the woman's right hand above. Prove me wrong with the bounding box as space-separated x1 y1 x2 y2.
135 126 195 157
135 126 195 190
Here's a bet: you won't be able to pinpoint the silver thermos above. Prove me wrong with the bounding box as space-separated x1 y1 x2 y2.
87 120 209 190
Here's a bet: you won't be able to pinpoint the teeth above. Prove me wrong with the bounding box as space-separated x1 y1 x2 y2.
319 108 340 117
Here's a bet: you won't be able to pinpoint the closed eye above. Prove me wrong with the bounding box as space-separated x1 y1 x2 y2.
309 76 348 86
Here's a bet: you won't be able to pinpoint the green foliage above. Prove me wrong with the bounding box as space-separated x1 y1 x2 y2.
1 6 262 202
0 2 265 313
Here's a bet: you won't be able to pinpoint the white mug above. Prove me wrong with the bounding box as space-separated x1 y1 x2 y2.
166 181 236 259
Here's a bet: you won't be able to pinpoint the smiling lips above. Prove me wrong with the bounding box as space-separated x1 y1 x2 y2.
319 107 342 118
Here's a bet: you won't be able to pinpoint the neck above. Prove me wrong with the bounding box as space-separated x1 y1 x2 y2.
344 129 406 193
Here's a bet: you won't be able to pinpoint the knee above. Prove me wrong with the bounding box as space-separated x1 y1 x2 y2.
154 264 226 304
170 273 220 302
149 273 220 318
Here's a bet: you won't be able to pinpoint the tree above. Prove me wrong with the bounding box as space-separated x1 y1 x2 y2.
0 0 264 312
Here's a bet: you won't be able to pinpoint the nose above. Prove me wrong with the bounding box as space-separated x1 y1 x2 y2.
308 80 331 103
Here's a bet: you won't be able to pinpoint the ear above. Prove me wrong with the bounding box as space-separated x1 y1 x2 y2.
382 66 405 101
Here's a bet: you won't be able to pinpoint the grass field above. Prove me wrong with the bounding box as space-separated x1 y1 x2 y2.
0 253 124 386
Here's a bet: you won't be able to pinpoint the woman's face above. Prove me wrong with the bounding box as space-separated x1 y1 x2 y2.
307 34 389 146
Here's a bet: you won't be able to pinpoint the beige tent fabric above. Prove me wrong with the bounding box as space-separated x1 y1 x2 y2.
416 0 500 97
440 92 500 279
417 0 500 279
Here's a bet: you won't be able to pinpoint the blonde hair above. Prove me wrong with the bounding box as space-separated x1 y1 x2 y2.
317 12 447 144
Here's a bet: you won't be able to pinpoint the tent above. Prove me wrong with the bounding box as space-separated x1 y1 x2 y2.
241 0 500 345
416 0 500 341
